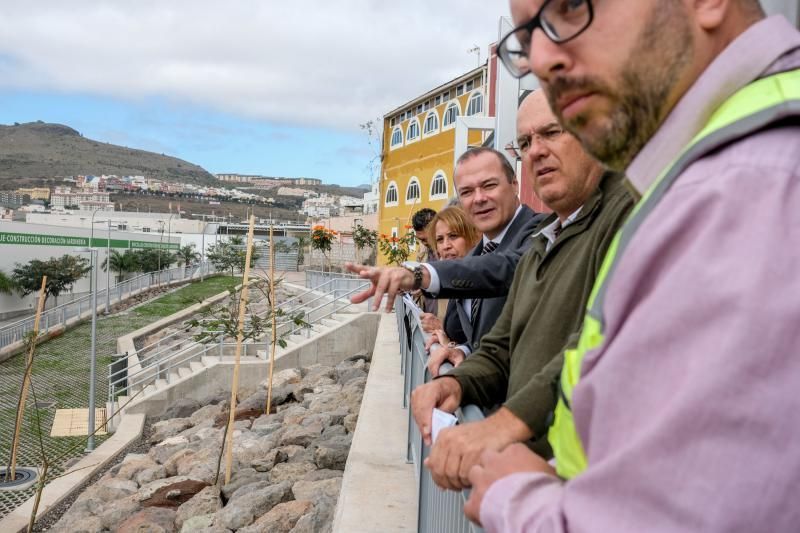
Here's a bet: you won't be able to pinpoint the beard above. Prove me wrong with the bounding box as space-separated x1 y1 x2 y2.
544 1 694 171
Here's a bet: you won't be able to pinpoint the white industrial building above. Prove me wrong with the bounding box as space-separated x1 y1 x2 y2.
0 221 181 320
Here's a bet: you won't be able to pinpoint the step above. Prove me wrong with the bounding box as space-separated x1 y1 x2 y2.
155 378 169 390
116 395 130 410
167 371 180 383
201 355 219 367
178 367 193 379
189 361 205 373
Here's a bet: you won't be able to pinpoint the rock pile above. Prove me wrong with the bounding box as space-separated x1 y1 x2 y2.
51 354 370 533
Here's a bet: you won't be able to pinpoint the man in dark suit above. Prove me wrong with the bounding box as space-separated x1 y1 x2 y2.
348 147 543 357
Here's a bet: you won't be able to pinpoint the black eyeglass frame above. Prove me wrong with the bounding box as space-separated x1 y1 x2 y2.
497 0 595 79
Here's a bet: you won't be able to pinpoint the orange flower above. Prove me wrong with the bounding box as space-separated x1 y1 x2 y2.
404 224 413 229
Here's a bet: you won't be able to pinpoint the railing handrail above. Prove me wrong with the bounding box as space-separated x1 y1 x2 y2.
396 295 485 533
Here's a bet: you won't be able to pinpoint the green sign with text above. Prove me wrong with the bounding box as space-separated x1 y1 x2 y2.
0 232 179 250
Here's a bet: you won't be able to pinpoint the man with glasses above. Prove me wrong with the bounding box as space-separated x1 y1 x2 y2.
410 89 632 491
466 1 800 531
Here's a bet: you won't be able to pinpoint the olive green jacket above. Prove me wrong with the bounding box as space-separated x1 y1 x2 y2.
448 171 634 456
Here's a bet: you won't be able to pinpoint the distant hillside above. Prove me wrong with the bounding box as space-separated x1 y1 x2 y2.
0 121 217 186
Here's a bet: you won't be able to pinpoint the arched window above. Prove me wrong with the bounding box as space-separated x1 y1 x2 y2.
466 91 483 116
406 118 420 142
443 102 460 129
385 181 399 206
405 177 421 204
390 127 403 149
430 171 448 200
423 111 439 136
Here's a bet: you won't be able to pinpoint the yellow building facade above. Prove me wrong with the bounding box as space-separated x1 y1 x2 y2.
378 65 487 265
16 187 51 201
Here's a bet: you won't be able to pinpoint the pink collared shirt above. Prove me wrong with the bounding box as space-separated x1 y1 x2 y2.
481 16 800 533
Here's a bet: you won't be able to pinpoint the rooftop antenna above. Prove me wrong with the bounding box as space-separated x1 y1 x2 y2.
468 45 481 66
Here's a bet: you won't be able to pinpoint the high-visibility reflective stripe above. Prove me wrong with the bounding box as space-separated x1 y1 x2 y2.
549 69 800 480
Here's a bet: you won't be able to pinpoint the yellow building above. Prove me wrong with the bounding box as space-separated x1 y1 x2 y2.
378 65 488 264
16 187 51 201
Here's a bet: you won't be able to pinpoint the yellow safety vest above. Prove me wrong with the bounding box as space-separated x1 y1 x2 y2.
548 68 800 480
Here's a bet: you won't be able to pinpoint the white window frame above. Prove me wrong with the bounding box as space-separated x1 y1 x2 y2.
423 111 440 137
429 171 448 200
385 181 399 207
466 90 484 116
390 126 404 150
406 118 421 144
442 101 461 130
405 177 421 205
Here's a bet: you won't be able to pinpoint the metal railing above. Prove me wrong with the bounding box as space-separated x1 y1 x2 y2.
305 269 365 291
0 262 216 352
396 295 485 533
108 275 370 403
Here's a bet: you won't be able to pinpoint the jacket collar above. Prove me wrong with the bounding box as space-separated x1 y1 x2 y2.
533 171 623 255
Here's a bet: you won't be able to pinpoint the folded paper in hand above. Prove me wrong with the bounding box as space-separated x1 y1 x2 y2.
431 408 458 443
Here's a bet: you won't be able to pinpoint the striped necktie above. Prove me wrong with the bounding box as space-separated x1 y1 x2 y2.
470 240 498 326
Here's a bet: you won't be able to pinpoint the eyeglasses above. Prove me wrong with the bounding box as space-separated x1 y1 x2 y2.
505 125 564 158
497 0 594 78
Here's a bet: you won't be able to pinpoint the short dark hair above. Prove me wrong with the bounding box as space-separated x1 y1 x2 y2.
411 208 437 231
454 146 516 184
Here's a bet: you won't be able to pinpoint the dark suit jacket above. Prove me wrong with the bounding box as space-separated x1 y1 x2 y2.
428 205 544 350
443 299 467 346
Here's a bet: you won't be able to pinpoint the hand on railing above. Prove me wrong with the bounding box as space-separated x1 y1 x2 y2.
410 376 462 447
464 442 557 525
423 330 465 377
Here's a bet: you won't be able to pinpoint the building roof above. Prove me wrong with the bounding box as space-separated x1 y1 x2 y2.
383 63 487 117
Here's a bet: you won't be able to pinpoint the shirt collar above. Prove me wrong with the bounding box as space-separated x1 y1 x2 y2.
483 204 524 246
534 206 582 247
627 15 800 195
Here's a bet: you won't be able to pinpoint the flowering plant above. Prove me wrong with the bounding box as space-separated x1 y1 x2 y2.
352 224 377 251
377 225 416 266
310 225 337 253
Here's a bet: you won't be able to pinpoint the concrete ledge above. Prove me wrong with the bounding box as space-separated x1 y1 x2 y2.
0 413 146 533
333 312 416 532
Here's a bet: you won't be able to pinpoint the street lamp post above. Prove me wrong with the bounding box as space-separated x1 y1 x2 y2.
105 219 111 314
74 247 98 452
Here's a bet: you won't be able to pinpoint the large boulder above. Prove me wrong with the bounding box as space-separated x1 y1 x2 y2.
149 436 190 464
292 477 342 502
279 424 323 447
98 495 141 530
116 507 177 533
313 434 353 470
140 479 210 508
213 481 293 530
268 461 317 484
238 499 313 533
175 485 222 529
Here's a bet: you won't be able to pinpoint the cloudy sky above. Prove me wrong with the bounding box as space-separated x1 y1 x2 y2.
0 1 513 186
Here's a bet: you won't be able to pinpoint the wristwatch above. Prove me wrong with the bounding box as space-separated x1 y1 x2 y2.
401 261 424 291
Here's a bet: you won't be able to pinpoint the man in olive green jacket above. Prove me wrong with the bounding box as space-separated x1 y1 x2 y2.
411 90 635 491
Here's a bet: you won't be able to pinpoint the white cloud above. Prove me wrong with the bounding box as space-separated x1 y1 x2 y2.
0 0 512 131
